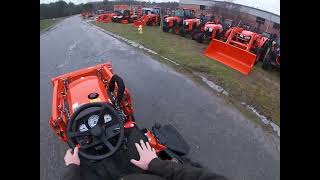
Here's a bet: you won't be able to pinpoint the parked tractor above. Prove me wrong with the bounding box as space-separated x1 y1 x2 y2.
192 18 235 43
179 18 201 37
214 18 235 41
204 27 269 75
262 36 280 70
81 11 93 19
133 7 161 27
96 13 117 24
162 8 195 34
112 9 138 24
193 22 223 43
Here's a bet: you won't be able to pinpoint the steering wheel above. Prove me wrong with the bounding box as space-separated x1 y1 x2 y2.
67 102 124 160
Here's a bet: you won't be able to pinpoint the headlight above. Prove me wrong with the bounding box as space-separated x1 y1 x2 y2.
166 19 169 22
244 36 251 40
239 34 244 38
185 22 189 25
209 28 213 32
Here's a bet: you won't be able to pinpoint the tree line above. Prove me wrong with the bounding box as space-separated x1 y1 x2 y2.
40 0 179 20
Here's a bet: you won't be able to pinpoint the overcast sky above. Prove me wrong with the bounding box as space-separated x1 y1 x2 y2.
40 0 279 15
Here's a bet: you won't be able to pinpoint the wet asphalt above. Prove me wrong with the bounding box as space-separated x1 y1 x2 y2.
40 16 279 180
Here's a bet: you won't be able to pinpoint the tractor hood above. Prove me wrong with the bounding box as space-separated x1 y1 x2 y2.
165 16 181 22
183 18 199 23
67 75 108 113
205 23 222 32
205 23 222 29
240 30 254 37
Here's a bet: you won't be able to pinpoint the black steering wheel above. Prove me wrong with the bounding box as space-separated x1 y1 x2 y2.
67 102 124 160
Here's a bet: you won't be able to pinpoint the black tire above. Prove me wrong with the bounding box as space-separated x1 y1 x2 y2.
254 52 261 65
146 21 152 26
180 28 186 37
196 33 204 43
171 26 177 34
191 33 196 40
191 30 197 40
262 57 270 70
162 26 169 32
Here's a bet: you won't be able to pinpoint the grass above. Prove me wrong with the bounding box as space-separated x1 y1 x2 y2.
92 22 280 126
40 17 65 32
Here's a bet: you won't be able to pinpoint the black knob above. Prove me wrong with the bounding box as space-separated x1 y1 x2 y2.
88 92 99 99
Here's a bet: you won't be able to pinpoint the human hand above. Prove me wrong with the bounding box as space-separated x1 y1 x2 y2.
130 140 158 170
64 146 80 166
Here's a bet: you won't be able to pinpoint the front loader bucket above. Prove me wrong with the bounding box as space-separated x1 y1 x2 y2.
133 20 144 28
204 39 256 75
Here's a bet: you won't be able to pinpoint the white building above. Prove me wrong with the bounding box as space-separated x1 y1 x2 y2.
179 0 280 35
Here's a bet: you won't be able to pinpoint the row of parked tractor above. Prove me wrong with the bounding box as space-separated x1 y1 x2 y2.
161 8 280 75
85 7 280 75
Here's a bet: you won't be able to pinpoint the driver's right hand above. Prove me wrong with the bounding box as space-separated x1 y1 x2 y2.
130 140 158 170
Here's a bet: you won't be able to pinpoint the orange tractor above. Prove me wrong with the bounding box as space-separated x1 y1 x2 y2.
162 8 195 34
204 27 269 75
96 13 118 24
112 9 138 24
178 15 219 40
178 18 201 37
193 18 234 43
81 11 93 19
133 7 161 27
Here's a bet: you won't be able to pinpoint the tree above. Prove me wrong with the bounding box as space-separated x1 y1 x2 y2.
40 0 85 19
40 0 179 19
213 1 241 21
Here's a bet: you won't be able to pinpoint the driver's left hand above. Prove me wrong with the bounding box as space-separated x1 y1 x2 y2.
64 147 80 166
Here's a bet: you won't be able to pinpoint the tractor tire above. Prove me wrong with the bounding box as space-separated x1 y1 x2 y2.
191 30 197 40
262 56 270 70
195 33 204 43
191 33 196 40
162 26 169 32
180 28 186 37
146 21 152 26
171 27 177 34
171 29 176 34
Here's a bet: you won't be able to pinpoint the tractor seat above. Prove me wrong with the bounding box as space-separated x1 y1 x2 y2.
152 124 190 156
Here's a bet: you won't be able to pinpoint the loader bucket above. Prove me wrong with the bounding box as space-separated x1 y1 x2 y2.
133 20 144 28
204 39 257 75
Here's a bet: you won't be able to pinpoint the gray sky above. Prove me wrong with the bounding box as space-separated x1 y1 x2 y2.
40 0 279 15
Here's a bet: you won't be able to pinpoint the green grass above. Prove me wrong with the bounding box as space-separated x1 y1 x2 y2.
92 22 280 126
40 17 65 32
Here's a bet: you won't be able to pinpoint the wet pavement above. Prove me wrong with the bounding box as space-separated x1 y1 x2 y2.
40 16 279 180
